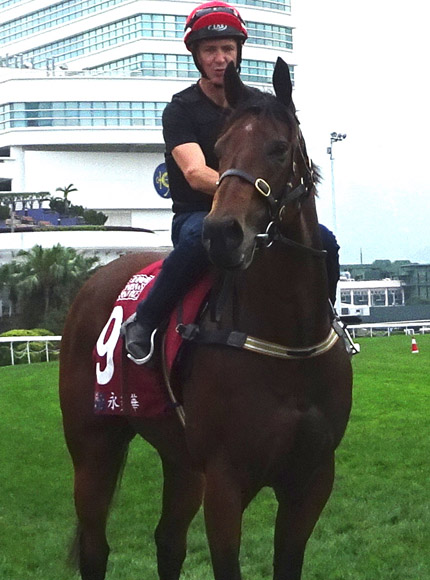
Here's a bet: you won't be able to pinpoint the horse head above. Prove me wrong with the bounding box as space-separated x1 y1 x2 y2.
203 58 318 270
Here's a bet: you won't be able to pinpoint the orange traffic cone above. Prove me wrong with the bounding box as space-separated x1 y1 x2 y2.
411 338 419 354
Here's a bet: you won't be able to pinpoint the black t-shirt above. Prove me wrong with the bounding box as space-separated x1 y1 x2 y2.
162 83 230 214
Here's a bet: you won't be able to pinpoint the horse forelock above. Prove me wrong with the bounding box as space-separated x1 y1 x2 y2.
220 88 321 197
222 89 298 139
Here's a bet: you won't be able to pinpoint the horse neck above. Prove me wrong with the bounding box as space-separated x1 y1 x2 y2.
232 202 331 347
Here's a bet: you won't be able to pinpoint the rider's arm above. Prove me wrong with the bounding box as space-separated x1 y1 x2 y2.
172 142 218 196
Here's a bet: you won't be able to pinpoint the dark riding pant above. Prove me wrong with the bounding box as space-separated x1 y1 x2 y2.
136 211 210 328
319 224 340 304
136 214 340 328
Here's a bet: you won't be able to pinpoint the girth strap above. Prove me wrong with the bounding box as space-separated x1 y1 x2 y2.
177 323 340 360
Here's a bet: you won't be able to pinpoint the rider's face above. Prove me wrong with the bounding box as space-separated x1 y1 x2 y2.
196 38 238 87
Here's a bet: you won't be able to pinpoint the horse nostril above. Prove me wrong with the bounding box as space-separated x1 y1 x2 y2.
203 217 244 251
224 218 244 249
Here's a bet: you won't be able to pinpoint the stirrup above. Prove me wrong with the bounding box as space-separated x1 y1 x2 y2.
121 313 158 365
126 328 157 365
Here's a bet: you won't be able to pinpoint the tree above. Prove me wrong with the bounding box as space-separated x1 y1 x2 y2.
0 261 21 316
3 244 100 330
83 209 108 225
0 204 10 220
56 183 78 204
51 183 78 215
48 188 107 225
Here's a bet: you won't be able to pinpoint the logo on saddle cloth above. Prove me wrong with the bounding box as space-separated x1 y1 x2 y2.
93 260 212 417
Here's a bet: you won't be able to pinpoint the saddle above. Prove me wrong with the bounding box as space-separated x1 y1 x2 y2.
93 260 213 419
93 262 359 419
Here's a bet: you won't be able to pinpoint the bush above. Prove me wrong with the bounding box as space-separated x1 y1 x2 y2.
1 328 53 337
0 204 10 219
49 197 68 215
0 328 59 366
83 209 108 225
48 198 107 225
41 308 68 335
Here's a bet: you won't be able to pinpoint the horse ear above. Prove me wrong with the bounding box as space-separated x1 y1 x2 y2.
224 61 252 108
272 57 293 108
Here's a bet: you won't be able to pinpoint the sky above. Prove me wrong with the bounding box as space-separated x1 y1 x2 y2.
291 0 430 265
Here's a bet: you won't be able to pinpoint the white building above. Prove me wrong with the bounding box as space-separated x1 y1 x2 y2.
337 276 405 318
0 0 295 250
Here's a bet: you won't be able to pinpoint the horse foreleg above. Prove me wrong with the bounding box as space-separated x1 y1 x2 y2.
272 454 335 580
204 458 245 580
154 457 204 580
70 421 134 580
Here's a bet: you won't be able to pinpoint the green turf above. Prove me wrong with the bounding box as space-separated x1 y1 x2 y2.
0 334 429 579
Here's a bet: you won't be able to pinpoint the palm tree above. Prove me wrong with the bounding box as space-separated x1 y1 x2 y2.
54 183 78 215
13 244 99 321
0 261 21 316
56 183 78 202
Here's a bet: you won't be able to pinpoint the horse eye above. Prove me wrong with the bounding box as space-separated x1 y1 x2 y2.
267 141 289 160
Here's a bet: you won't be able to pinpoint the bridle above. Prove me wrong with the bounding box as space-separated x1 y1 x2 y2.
216 139 327 259
177 133 342 364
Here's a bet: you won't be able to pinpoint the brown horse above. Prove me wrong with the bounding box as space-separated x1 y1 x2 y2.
59 58 352 580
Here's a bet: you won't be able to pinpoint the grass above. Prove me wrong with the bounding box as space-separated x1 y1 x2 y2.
0 334 429 579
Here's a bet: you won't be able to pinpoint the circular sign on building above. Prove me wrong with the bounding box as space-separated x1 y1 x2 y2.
153 163 170 199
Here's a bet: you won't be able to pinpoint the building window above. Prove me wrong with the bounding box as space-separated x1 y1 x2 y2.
370 290 386 307
90 53 199 78
0 0 132 44
340 290 352 304
247 22 293 50
235 0 291 12
353 290 369 306
8 13 292 67
10 15 185 66
0 0 290 42
90 55 294 86
242 59 294 85
0 0 22 9
0 101 168 129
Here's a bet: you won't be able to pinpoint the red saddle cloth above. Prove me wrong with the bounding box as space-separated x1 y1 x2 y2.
93 260 213 417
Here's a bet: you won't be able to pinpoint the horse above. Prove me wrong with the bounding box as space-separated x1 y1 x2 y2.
59 58 352 580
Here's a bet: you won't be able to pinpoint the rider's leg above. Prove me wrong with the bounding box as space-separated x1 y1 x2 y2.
319 224 340 305
122 212 210 363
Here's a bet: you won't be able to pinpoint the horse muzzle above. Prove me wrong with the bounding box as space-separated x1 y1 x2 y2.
202 215 256 270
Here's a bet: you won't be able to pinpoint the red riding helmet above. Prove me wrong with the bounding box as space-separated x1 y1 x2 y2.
184 1 248 72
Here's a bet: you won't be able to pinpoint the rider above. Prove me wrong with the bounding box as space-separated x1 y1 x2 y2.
122 0 340 364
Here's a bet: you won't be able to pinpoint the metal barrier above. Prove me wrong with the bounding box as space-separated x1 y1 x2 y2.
1 321 429 365
347 320 430 338
0 336 61 365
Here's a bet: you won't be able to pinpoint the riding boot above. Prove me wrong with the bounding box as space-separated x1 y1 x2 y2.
121 315 157 364
122 237 210 364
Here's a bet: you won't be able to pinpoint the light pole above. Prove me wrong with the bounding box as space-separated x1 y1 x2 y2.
327 132 346 232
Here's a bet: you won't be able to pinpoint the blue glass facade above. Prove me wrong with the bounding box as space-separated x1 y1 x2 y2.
0 101 167 129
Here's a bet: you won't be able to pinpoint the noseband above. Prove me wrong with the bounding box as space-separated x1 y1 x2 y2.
216 163 327 259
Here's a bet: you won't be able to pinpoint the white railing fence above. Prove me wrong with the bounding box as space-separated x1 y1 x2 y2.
348 320 430 338
1 320 429 366
0 336 61 365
